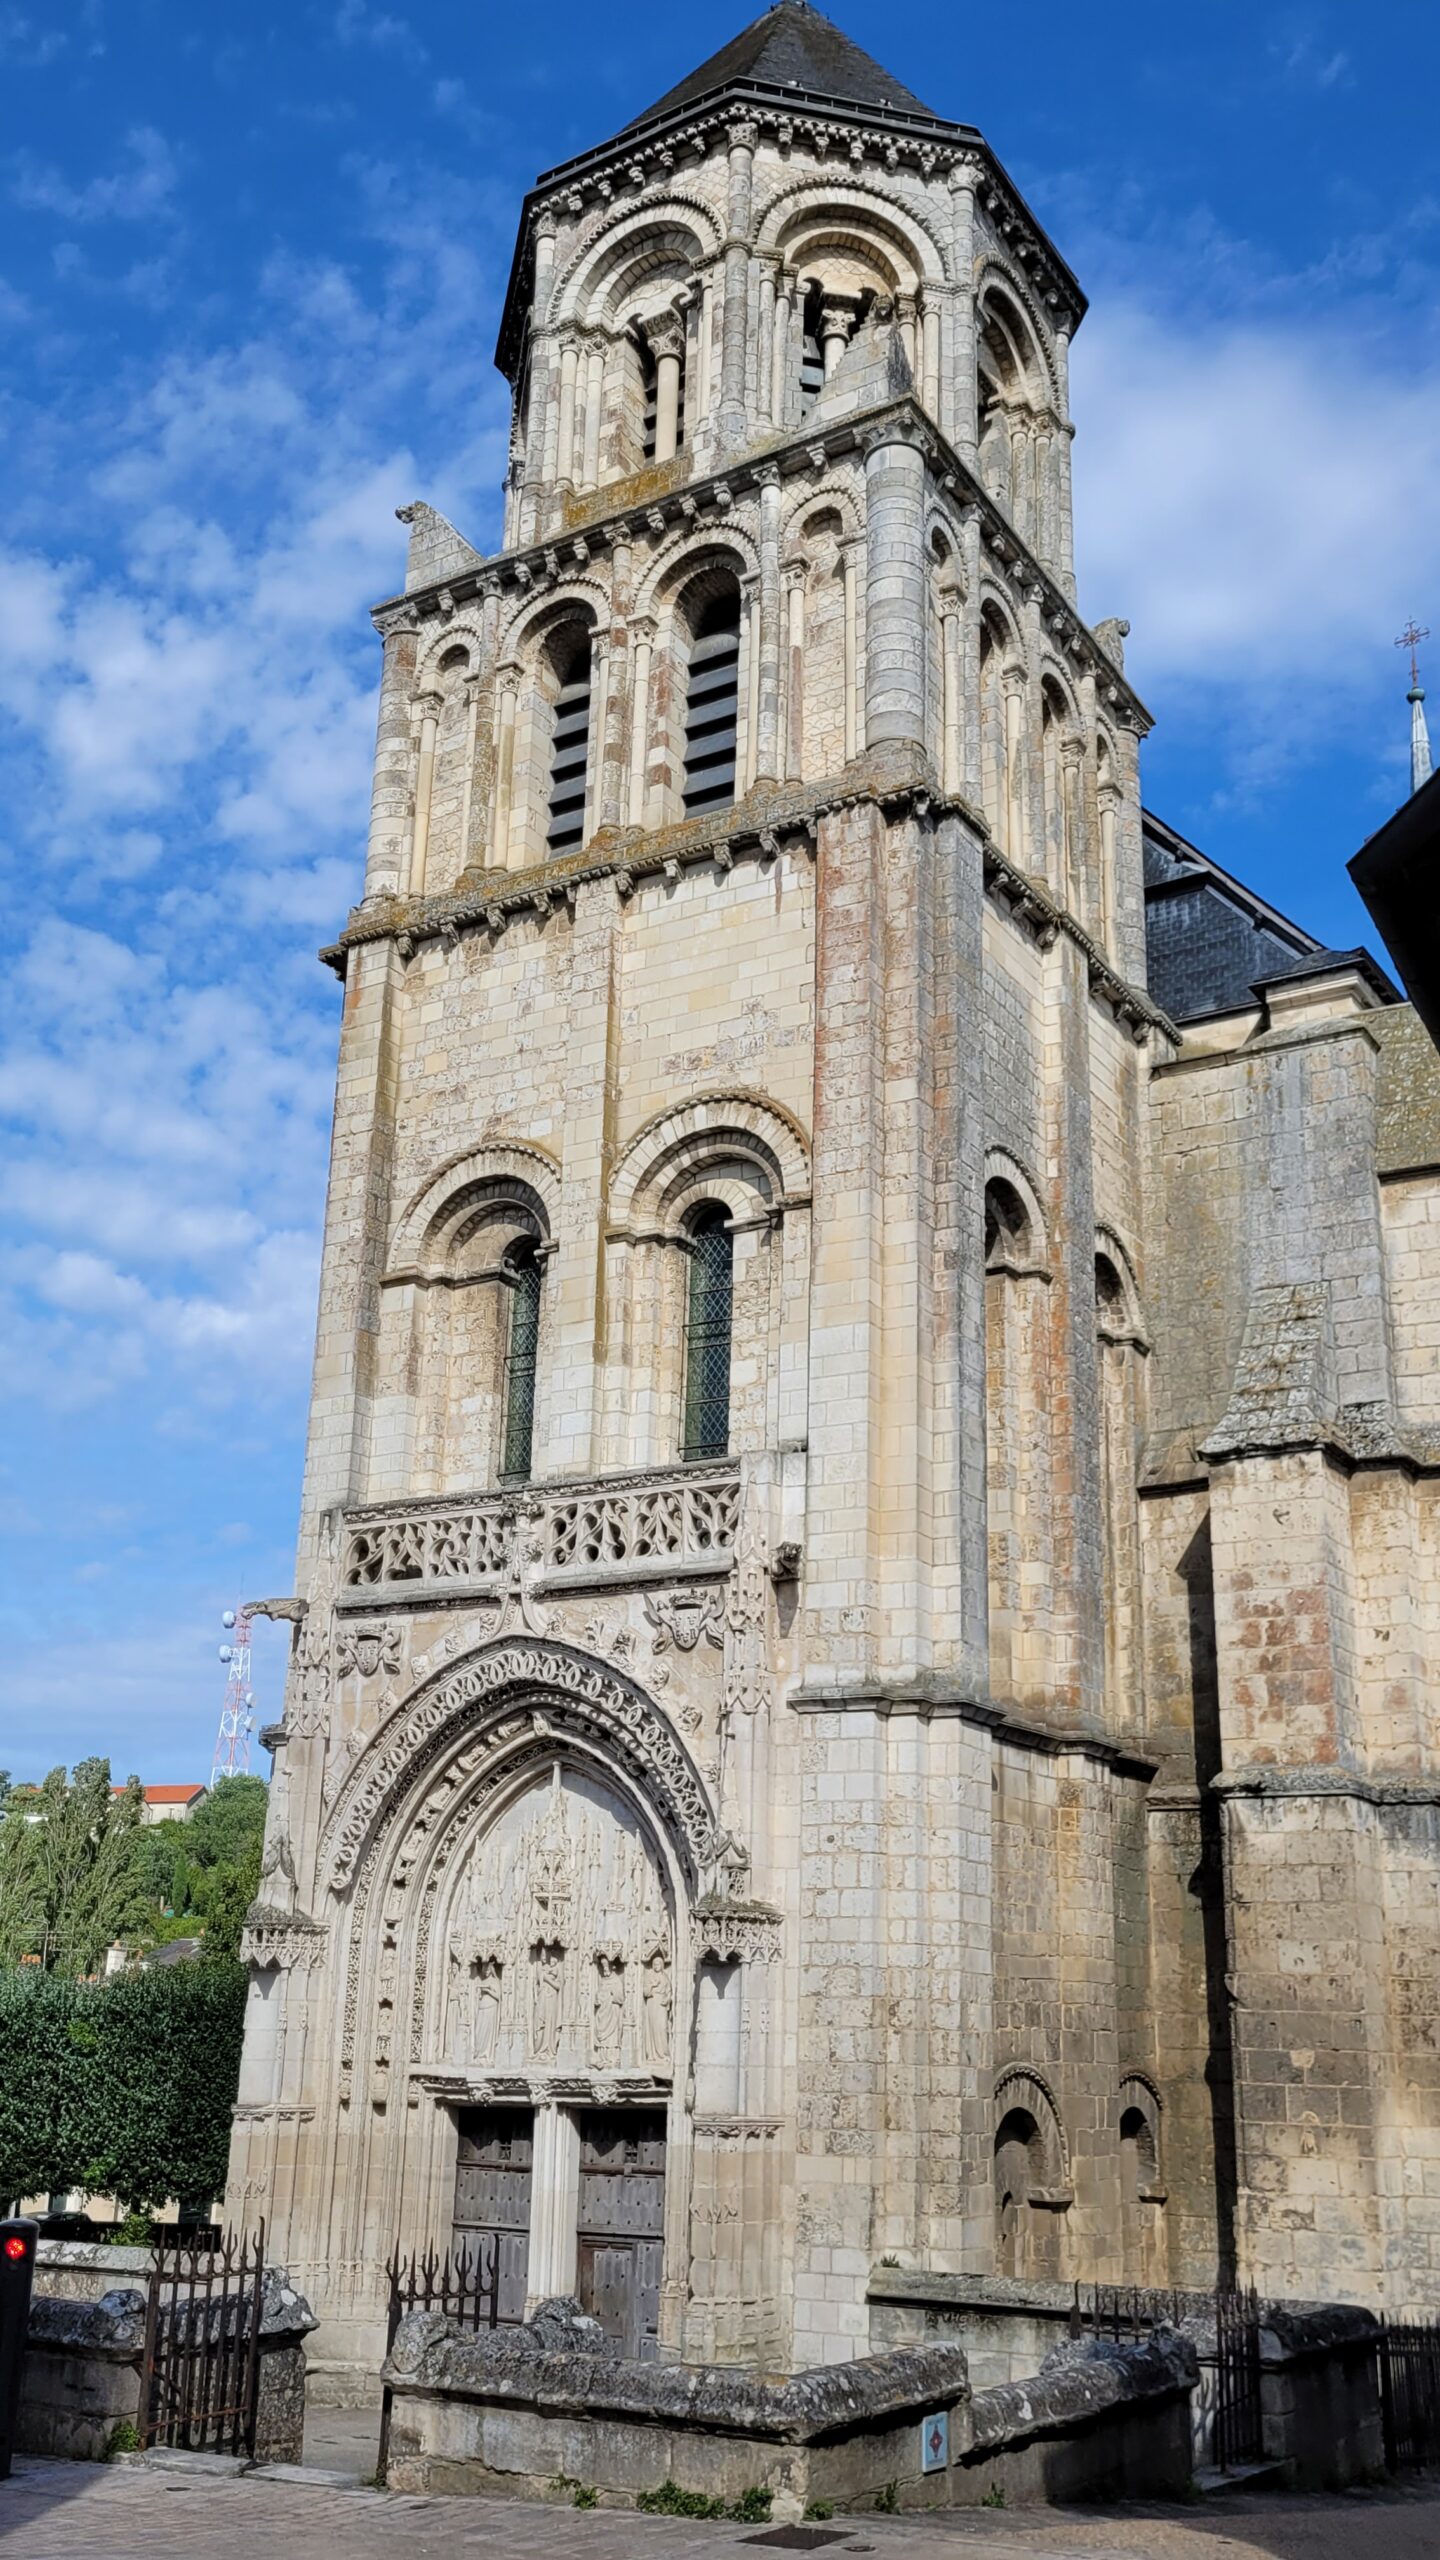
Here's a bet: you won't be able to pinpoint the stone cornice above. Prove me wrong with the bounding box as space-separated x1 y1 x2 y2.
1201 1402 1440 1478
369 394 1149 734
318 769 1169 1048
787 1675 1158 1781
1215 1764 1440 1810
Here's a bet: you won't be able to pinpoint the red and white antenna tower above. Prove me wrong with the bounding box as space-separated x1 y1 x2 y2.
212 1607 257 1786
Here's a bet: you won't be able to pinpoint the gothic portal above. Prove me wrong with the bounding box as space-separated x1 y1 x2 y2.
229 4 1440 2392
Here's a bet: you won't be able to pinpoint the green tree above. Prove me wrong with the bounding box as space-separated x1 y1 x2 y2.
185 1775 268 1870
0 1962 247 2216
0 1759 149 1975
132 1776 268 1958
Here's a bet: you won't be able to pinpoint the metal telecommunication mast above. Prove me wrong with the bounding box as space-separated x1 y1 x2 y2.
212 1607 257 1786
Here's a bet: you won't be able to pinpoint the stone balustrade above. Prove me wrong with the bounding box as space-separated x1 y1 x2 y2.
338 1465 741 1607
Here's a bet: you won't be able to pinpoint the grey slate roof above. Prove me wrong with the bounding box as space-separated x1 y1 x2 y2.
1142 810 1398 1022
618 3 940 136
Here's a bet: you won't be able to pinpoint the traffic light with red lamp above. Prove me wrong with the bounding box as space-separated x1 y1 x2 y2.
0 2218 38 2481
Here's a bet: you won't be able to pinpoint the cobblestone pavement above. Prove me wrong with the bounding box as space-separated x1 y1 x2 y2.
2 2461 1439 2560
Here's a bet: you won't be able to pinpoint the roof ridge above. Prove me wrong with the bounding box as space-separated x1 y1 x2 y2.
615 3 940 141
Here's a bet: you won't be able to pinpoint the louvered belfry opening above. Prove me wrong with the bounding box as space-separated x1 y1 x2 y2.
682 590 741 816
546 633 592 852
798 281 826 412
639 340 659 461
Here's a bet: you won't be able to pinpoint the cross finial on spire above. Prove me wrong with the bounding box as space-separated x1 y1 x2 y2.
1397 619 1433 794
1397 619 1429 690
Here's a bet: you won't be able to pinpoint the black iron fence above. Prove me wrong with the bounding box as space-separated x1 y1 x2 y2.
1213 2285 1264 2470
1380 2318 1440 2470
376 2235 500 2484
139 2225 266 2459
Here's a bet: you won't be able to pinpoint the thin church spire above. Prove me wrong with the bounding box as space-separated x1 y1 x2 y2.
1397 618 1432 795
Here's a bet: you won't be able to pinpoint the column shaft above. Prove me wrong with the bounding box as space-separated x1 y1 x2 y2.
864 434 928 750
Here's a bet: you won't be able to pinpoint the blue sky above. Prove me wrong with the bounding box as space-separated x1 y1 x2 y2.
1 0 1436 1781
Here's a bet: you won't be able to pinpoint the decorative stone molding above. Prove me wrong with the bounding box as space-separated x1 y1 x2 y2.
692 1902 782 1966
336 1465 741 1608
321 1635 717 1892
241 1913 328 1971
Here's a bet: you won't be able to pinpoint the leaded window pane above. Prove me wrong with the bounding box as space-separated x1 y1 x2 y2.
501 1249 542 1481
683 1210 732 1461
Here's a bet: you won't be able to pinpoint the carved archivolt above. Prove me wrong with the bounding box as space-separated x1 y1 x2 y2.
388 1139 563 1275
609 1089 811 1235
320 1636 716 1895
994 2065 1071 2189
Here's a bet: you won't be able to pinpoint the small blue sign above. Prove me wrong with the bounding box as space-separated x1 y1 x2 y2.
921 2409 949 2473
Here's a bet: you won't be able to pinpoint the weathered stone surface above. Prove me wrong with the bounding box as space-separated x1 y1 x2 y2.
224 4 1440 2430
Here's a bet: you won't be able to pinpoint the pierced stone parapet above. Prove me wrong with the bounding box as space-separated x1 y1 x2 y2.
337 1464 741 1609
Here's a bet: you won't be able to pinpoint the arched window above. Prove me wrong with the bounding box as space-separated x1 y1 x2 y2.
682 1205 733 1460
994 2107 1042 2277
546 633 592 853
682 591 741 816
500 1243 542 1481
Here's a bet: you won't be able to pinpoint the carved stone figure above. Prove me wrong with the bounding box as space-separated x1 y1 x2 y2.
531 1938 565 2060
593 1949 626 2066
642 1944 673 2067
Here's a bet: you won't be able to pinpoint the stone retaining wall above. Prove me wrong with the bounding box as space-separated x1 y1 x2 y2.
17 2269 315 2466
382 2296 1198 2516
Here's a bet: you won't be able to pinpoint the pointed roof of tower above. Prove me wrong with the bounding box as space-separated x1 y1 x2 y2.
617 4 939 138
1409 680 1433 796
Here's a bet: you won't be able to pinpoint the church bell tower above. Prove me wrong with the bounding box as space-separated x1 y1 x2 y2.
230 6 1178 2389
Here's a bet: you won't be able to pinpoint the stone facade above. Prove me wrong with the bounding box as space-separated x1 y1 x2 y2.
226 6 1440 2396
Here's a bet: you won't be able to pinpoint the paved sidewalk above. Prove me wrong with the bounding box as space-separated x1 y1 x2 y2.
2 2459 1439 2560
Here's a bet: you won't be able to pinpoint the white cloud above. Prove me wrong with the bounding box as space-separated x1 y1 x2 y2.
1070 298 1440 757
10 124 177 223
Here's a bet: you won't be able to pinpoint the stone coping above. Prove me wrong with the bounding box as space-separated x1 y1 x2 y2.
32 2251 316 2346
968 2335 1198 2453
385 2304 970 2444
29 2288 147 2357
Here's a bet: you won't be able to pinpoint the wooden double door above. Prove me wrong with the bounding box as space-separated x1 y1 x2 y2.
452 2105 532 2325
450 2102 666 2357
577 2107 666 2361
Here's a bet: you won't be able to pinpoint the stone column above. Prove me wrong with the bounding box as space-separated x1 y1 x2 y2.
783 560 806 780
581 337 604 490
493 660 521 869
556 336 580 486
756 263 777 428
895 289 918 378
585 629 610 841
718 121 756 450
406 690 442 895
1002 667 1027 864
648 310 685 464
1061 736 1084 917
939 588 963 796
841 535 861 763
863 423 928 752
454 672 481 878
754 465 783 782
949 155 981 464
363 611 419 899
770 267 794 425
920 291 942 419
527 2103 581 2306
627 615 654 826
1053 325 1077 600
741 575 762 793
820 295 852 379
960 508 984 809
1098 779 1120 955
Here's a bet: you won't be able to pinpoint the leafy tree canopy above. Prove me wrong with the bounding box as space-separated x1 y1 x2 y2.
0 1759 149 1976
0 1961 247 2215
